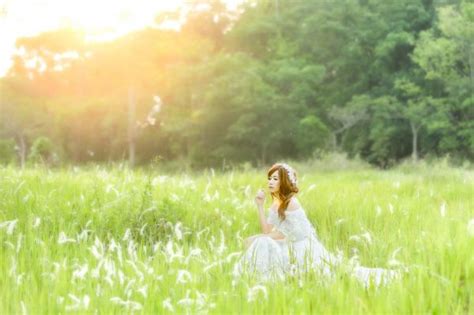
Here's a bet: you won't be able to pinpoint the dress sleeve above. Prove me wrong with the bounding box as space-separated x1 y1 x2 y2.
266 210 279 226
275 212 312 242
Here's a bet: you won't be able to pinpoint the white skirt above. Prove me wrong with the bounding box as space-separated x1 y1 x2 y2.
232 234 400 286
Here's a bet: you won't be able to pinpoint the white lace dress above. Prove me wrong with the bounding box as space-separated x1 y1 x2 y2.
232 207 400 287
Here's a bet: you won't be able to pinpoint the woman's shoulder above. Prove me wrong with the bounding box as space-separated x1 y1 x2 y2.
286 197 302 212
269 197 303 213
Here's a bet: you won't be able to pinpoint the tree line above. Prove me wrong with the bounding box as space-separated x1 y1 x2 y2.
0 0 472 168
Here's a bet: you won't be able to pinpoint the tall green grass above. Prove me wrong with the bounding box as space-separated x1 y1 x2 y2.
0 162 472 313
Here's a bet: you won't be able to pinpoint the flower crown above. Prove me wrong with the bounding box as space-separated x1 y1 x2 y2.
279 163 297 185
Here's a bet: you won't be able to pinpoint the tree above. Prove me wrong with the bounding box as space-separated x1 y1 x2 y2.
0 78 48 167
328 95 370 151
412 3 474 159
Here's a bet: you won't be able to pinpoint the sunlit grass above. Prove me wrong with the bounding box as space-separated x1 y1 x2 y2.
0 162 473 313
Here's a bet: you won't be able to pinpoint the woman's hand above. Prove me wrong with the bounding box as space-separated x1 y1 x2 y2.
255 189 265 207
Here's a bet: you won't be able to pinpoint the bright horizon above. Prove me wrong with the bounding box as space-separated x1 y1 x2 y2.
0 0 244 77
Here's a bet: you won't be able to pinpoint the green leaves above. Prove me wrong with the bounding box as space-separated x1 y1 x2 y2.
296 115 330 156
1 0 472 167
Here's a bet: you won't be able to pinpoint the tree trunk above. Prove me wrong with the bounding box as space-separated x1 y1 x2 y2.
16 133 26 169
260 143 267 166
330 132 338 151
469 42 474 95
128 86 136 168
410 121 418 162
184 135 190 162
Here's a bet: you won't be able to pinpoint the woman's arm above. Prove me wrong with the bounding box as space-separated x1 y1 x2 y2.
257 206 273 234
243 230 286 249
266 230 286 240
255 189 273 234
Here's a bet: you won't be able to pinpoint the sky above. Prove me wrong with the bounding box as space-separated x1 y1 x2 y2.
0 0 243 77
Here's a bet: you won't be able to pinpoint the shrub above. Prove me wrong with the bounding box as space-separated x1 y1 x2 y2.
28 136 61 166
0 138 16 165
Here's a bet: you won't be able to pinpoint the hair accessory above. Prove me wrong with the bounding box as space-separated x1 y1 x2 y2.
280 163 297 185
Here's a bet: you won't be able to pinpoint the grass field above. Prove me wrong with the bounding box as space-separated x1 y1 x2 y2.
0 160 473 313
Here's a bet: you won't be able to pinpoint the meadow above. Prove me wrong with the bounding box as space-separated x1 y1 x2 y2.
0 159 473 314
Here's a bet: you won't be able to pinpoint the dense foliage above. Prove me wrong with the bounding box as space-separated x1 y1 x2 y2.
0 0 472 168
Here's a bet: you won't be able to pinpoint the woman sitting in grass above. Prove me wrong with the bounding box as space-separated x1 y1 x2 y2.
233 162 401 286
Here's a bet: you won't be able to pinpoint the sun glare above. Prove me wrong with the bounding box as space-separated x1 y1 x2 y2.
0 0 244 75
56 0 183 42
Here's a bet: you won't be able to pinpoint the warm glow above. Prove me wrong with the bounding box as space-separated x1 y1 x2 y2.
56 0 183 42
0 0 244 76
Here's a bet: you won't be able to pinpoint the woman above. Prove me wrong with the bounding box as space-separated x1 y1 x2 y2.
232 162 400 286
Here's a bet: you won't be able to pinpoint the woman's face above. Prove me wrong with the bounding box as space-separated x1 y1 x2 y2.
268 170 280 194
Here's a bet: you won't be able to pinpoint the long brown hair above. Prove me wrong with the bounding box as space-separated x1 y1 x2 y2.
267 163 299 221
